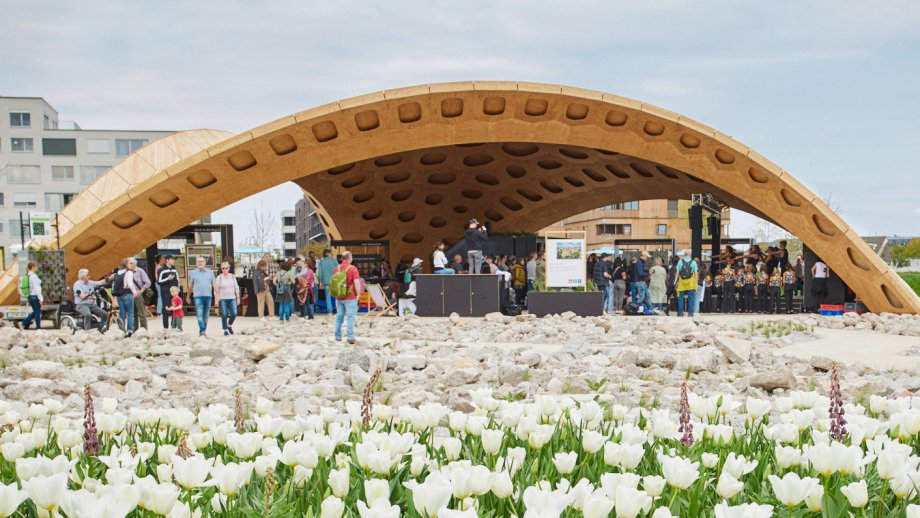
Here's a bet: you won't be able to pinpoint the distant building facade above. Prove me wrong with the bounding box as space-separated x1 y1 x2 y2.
294 196 327 251
543 199 732 252
281 210 296 258
0 96 173 267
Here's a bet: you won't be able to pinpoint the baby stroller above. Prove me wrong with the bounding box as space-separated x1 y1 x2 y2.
59 285 122 335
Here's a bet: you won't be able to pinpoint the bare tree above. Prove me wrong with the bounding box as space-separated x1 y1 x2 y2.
818 190 841 215
246 202 279 253
747 218 785 245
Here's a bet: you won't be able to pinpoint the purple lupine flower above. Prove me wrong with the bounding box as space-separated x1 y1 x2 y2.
829 364 847 442
83 385 99 456
679 382 694 447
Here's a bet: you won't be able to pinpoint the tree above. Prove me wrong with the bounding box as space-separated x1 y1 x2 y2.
747 219 785 245
246 202 279 254
891 238 920 267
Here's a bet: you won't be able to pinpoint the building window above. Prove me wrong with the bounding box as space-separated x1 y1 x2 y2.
11 137 34 152
86 139 110 153
13 193 37 207
52 165 75 181
597 224 632 235
42 138 77 156
6 165 41 184
656 224 667 236
10 112 31 127
10 219 30 239
0 222 3 234
44 114 51 129
115 139 148 157
0 193 3 206
602 201 639 211
44 193 76 211
80 166 109 185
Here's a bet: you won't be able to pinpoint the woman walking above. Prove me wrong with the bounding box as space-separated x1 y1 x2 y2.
18 261 43 330
275 260 294 322
648 257 667 313
253 260 273 318
216 261 240 335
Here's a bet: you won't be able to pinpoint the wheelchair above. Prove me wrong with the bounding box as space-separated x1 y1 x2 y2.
59 285 124 335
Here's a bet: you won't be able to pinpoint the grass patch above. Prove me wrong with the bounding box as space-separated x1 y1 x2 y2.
899 272 920 297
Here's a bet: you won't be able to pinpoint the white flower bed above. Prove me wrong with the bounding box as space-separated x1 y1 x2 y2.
1 388 920 517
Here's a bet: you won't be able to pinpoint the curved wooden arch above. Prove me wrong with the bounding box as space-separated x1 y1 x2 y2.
1 82 916 314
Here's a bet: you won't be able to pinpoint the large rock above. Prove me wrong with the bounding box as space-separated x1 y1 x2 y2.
714 335 751 364
396 355 427 371
17 360 67 380
443 367 481 388
336 350 371 372
749 370 796 392
246 339 282 361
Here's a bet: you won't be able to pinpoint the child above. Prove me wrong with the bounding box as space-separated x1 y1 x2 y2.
713 270 723 312
783 266 797 314
769 268 782 314
164 286 184 331
721 265 735 314
733 266 745 313
756 266 769 313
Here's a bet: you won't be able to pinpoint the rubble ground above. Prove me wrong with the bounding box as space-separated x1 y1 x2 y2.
0 311 918 418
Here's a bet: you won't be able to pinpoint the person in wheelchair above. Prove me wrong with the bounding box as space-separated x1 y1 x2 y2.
72 268 110 331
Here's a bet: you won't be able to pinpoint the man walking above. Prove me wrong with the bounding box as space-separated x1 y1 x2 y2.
186 256 217 336
317 249 339 314
465 218 488 274
593 253 610 312
157 255 179 329
332 251 361 344
676 252 698 317
634 251 651 306
73 269 108 332
132 262 151 331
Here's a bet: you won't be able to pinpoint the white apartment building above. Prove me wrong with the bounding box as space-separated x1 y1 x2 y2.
0 96 174 267
281 210 296 258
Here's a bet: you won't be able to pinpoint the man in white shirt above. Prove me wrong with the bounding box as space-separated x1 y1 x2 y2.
810 260 831 311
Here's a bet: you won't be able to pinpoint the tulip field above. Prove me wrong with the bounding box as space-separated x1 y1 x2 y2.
2 384 920 517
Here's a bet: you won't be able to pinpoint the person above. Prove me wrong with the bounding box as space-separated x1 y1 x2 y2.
295 258 315 319
317 249 339 315
665 256 679 316
252 260 274 318
733 265 745 312
675 252 698 317
744 245 764 272
742 265 756 313
692 259 705 314
432 241 455 274
783 265 797 313
512 258 527 305
794 255 805 296
113 258 142 337
275 259 294 322
721 264 736 314
535 252 546 293
261 253 280 314
186 256 217 336
768 268 782 314
157 255 179 329
586 253 598 284
164 286 184 331
766 240 790 276
756 265 769 313
701 270 713 313
633 251 651 306
132 261 151 331
216 261 240 335
449 254 467 274
18 261 43 330
332 251 361 344
153 255 165 317
379 259 393 281
73 268 108 332
593 253 611 312
290 258 305 316
712 268 724 312
810 259 831 311
612 257 628 313
465 218 488 274
483 256 498 275
648 257 667 313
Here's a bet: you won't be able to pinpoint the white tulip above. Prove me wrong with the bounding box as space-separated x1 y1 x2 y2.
0 481 27 517
714 501 773 518
440 509 477 518
1 442 25 463
722 453 757 478
768 472 820 507
908 504 920 518
642 475 666 497
651 508 675 518
600 473 640 499
715 472 744 500
364 478 391 506
443 437 463 460
614 486 652 518
528 425 554 450
581 490 614 518
356 498 400 518
449 411 468 432
804 484 824 512
553 451 577 474
146 483 180 515
406 472 452 516
101 397 118 415
22 472 67 513
745 397 771 419
658 454 700 490
701 452 719 469
481 429 504 455
582 430 606 454
522 485 574 517
171 455 213 489
227 432 263 459
253 455 277 477
840 480 868 508
210 461 254 496
774 446 802 469
328 468 350 498
891 468 920 499
254 396 273 415
320 496 345 518
28 404 48 420
466 415 487 436
42 399 64 415
490 471 513 498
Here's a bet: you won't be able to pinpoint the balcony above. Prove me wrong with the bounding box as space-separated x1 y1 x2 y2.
282 225 295 233
284 241 297 249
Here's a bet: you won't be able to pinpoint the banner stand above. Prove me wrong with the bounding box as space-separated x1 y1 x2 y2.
531 230 603 317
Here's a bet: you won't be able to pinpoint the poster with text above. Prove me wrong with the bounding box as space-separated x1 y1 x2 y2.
546 238 586 288
30 212 52 238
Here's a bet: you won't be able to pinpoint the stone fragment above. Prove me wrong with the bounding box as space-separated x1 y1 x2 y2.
246 339 282 361
748 370 796 392
714 335 751 364
17 360 67 380
335 350 371 372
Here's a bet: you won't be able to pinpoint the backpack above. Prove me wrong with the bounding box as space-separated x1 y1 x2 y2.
329 265 355 299
624 302 640 315
112 271 128 297
19 275 30 298
403 268 412 284
679 260 694 280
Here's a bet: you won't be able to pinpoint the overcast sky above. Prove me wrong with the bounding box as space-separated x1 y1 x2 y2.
2 0 918 245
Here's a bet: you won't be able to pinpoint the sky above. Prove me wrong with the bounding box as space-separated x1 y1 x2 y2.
2 0 919 246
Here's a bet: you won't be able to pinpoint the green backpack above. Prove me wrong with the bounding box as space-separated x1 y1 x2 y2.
19 276 30 298
329 265 354 299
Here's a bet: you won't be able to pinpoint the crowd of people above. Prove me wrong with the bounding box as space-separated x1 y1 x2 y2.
588 240 815 316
